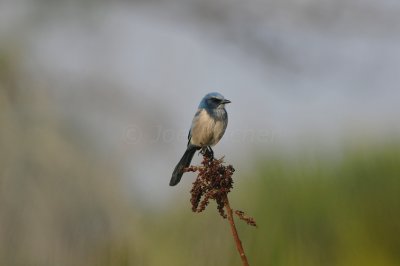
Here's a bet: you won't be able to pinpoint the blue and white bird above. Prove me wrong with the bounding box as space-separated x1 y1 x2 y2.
170 92 231 186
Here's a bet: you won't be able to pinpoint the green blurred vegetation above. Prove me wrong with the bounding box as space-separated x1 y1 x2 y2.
244 146 400 266
1 49 399 266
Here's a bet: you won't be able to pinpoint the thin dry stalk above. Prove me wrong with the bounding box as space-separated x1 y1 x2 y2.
224 194 250 266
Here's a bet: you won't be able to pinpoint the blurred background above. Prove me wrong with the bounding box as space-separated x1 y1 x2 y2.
1 0 400 265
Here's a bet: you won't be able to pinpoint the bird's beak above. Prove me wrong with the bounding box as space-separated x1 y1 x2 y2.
222 99 231 104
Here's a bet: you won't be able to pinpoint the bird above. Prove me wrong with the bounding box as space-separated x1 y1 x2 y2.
170 92 231 186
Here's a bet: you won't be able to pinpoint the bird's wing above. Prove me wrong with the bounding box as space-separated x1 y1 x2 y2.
187 129 191 146
187 109 202 146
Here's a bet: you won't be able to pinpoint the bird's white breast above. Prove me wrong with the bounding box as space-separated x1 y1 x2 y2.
190 109 227 147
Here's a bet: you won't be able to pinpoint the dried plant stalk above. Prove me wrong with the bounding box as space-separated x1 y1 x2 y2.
184 151 256 266
224 194 250 266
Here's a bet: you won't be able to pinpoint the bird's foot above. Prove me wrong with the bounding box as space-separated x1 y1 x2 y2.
200 146 214 160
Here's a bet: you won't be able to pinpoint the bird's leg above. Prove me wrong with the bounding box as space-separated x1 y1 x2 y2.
200 146 207 156
205 146 214 160
200 146 214 160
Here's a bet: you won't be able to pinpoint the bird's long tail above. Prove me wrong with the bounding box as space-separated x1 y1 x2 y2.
170 146 198 186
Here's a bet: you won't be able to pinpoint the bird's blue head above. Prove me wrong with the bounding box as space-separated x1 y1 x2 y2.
198 92 231 110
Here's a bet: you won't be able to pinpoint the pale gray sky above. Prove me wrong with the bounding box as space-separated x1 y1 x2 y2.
2 0 400 204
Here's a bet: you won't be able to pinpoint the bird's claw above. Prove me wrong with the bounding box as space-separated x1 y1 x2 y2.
200 146 214 160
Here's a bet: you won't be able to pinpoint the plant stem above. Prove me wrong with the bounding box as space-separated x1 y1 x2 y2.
224 195 250 266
